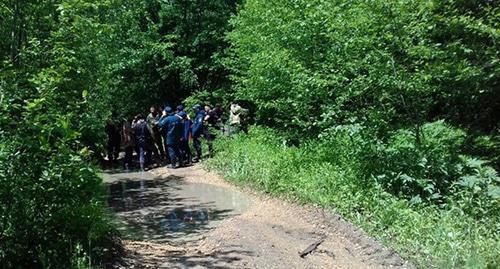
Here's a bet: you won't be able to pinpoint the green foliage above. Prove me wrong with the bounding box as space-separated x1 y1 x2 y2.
376 121 467 202
98 0 239 117
227 0 499 137
206 127 499 268
452 157 500 221
221 5 500 267
467 134 500 171
1 0 498 267
0 87 115 267
0 0 118 267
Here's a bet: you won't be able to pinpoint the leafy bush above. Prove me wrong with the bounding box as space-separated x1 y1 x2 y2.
0 82 115 267
0 138 114 268
452 157 500 221
376 121 466 203
0 2 119 266
467 134 500 171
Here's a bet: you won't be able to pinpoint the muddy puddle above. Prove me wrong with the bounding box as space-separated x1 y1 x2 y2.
103 170 252 244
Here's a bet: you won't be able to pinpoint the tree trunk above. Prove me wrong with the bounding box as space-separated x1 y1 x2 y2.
10 0 19 66
10 0 27 68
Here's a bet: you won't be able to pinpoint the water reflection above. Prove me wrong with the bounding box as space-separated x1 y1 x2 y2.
104 172 252 243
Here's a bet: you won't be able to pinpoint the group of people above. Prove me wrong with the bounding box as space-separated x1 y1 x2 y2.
105 102 248 171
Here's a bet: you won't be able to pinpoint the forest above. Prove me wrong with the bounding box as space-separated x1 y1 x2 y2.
0 0 498 268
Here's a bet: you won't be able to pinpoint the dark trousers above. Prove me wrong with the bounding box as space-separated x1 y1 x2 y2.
137 144 152 168
162 136 171 164
193 135 202 158
179 140 191 163
107 137 120 161
152 131 165 159
203 127 213 156
123 146 134 168
149 141 162 165
193 127 214 159
138 145 145 167
167 144 180 164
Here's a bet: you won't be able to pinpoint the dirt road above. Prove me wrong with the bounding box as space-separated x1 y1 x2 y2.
107 165 413 269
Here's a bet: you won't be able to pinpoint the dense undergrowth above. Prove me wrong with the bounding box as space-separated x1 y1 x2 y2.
206 127 499 268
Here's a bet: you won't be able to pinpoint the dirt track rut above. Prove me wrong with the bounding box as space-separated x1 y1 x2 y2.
108 165 413 269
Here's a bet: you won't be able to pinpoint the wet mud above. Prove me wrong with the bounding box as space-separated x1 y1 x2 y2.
104 171 252 244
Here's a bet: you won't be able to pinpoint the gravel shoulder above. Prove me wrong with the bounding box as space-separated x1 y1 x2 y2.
112 164 414 269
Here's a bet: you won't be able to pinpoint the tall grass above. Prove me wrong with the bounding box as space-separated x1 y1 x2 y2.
205 127 499 268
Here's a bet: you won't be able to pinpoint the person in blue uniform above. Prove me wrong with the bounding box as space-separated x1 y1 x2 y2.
191 104 205 162
158 106 182 168
178 111 192 165
176 104 185 114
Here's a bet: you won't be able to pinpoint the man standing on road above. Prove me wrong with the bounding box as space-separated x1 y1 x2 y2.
146 106 165 164
105 114 121 164
122 118 135 170
133 114 151 171
158 106 182 168
192 105 205 162
178 111 192 165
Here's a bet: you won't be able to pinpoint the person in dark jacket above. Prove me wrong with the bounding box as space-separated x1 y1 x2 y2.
203 105 215 156
122 118 135 170
132 114 151 171
158 106 182 168
178 111 192 165
105 117 121 164
213 103 224 135
192 105 205 162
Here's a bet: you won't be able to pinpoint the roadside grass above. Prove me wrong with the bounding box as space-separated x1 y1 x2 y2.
205 128 499 268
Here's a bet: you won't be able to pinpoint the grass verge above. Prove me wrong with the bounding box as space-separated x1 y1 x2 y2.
205 128 499 268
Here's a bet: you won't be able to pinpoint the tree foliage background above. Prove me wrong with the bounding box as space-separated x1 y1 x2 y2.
0 0 498 268
227 0 499 137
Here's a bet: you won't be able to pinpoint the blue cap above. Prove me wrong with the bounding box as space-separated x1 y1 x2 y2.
192 104 201 111
176 105 184 111
164 106 173 113
178 111 187 118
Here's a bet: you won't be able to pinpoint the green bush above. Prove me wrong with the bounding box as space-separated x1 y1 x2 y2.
206 127 499 268
0 111 115 268
0 2 118 265
376 121 466 203
452 157 500 222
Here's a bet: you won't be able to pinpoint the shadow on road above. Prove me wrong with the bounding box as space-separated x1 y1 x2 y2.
104 171 251 244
